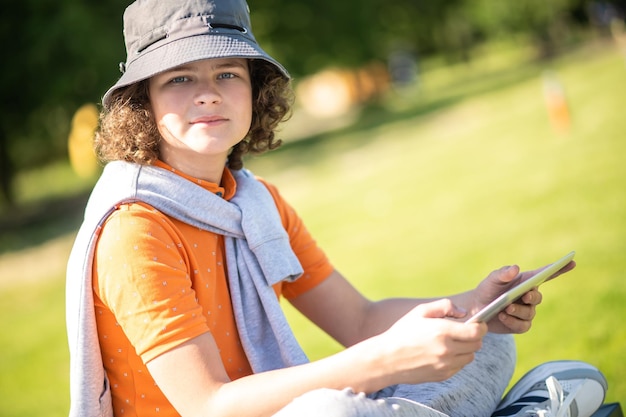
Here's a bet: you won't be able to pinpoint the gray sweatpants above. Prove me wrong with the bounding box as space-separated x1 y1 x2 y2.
273 333 516 417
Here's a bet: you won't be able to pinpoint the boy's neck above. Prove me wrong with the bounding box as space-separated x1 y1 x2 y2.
159 153 227 185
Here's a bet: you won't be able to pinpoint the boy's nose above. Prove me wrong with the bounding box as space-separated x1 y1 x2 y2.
195 82 221 105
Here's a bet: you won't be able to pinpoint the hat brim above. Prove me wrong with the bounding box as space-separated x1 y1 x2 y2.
102 32 289 108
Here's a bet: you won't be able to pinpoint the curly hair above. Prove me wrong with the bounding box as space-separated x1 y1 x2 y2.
95 59 292 170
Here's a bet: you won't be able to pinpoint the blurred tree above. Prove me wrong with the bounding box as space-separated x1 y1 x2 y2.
250 0 465 76
0 0 127 207
251 0 379 76
1 0 622 209
461 0 593 58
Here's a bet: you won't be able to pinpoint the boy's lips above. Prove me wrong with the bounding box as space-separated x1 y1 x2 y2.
190 115 228 124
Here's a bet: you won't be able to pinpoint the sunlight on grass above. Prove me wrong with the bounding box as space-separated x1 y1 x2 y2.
0 276 70 417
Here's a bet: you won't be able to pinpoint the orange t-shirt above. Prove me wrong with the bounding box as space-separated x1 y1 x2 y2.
93 162 333 417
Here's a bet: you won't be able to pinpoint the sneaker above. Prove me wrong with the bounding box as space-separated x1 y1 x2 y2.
492 360 608 417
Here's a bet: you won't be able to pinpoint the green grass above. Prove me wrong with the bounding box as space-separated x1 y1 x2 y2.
0 276 70 416
1 39 624 416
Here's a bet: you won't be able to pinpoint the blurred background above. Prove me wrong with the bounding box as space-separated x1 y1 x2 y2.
1 0 625 416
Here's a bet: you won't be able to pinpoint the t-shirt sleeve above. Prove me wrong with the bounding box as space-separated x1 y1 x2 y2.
93 203 209 363
258 179 335 299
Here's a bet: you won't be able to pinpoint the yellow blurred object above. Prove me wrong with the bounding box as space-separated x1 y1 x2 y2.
296 62 390 118
68 103 100 178
542 71 571 135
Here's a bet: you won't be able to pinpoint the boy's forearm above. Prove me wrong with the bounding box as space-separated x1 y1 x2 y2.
354 297 436 341
354 290 477 342
210 338 389 417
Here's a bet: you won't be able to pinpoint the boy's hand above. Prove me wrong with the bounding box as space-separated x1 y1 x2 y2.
473 262 575 334
377 299 487 384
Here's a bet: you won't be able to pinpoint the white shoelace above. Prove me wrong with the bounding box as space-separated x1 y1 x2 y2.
527 376 586 417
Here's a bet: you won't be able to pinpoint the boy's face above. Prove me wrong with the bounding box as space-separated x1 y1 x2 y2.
148 58 252 176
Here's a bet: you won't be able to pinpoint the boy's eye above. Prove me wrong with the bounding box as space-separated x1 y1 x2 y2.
170 76 189 84
217 72 236 80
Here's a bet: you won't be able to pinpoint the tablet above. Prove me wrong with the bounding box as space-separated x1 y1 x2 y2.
466 251 575 323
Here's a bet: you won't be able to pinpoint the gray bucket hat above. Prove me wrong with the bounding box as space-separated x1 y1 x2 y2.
102 0 289 108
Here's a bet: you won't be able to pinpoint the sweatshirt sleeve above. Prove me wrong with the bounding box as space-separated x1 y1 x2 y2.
257 179 335 299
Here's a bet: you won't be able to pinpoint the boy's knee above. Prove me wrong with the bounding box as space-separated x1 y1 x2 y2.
488 333 516 364
273 388 369 417
483 333 516 355
274 387 446 417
